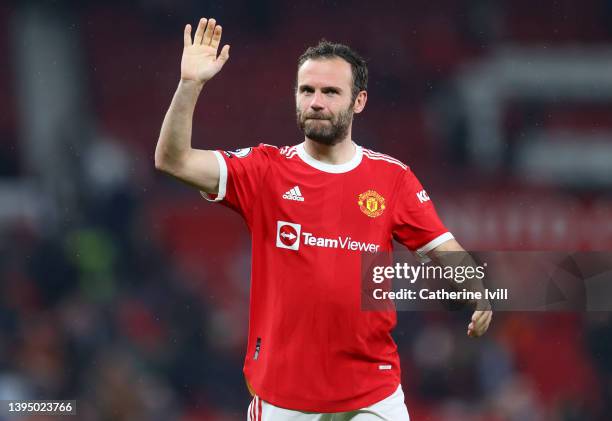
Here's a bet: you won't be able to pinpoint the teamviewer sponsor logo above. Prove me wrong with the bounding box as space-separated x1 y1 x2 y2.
276 221 301 250
276 220 380 253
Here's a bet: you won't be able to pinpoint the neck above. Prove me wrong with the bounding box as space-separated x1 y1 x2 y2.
303 135 355 165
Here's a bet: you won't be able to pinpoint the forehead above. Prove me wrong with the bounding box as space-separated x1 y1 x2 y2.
297 57 353 89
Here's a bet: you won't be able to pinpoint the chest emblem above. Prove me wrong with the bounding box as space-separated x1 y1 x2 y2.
358 190 386 218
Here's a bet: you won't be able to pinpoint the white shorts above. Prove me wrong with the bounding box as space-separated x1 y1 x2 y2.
247 384 410 421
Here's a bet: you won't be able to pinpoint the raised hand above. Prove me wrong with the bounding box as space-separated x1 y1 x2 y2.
181 18 230 84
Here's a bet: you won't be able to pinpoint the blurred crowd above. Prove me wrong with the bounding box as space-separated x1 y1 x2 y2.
1 1 612 420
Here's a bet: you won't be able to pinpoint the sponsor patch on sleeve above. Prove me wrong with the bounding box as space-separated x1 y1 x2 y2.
226 147 252 158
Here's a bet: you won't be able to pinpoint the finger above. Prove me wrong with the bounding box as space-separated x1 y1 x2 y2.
218 44 230 63
194 18 207 45
471 310 485 324
203 18 216 45
468 311 490 337
471 310 490 329
474 311 492 333
469 311 492 337
474 309 492 323
184 24 192 48
211 25 222 50
467 323 482 337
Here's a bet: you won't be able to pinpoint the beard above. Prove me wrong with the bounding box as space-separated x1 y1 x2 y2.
296 105 353 146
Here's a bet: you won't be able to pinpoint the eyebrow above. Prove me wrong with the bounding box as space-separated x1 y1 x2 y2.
298 84 343 93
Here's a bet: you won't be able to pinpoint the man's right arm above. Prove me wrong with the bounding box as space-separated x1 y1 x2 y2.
154 17 230 194
155 80 220 193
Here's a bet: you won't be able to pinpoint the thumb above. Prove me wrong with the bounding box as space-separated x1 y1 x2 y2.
218 44 230 64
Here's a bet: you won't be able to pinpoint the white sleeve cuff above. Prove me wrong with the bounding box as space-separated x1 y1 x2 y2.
415 232 454 260
200 151 228 202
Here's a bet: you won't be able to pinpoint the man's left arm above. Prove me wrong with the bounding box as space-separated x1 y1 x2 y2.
428 238 493 338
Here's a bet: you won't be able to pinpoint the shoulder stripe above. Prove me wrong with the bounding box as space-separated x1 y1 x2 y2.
363 148 406 165
363 154 408 170
363 149 407 167
363 149 407 169
286 149 298 159
280 145 299 159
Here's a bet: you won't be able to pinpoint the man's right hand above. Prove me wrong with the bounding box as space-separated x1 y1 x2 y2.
181 18 230 85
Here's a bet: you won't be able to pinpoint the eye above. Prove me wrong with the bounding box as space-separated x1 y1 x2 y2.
322 88 339 96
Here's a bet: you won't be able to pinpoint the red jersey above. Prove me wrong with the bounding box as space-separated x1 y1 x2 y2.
203 142 452 412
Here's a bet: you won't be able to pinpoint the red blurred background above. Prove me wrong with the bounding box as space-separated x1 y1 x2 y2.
1 1 612 420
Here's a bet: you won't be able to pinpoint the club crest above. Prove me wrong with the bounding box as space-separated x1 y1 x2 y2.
358 190 386 218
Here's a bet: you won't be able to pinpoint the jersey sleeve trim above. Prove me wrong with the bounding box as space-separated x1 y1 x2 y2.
415 232 454 259
199 150 228 202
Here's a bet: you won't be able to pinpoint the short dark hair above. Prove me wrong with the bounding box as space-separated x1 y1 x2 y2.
297 40 368 101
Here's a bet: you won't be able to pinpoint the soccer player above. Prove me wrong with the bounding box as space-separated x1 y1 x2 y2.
155 17 492 421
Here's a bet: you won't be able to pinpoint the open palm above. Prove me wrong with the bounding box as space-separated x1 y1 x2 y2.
181 18 230 84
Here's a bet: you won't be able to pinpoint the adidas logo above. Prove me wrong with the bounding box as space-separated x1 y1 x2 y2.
282 186 305 202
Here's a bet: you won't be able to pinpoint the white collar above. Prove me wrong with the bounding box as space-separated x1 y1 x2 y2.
296 142 362 174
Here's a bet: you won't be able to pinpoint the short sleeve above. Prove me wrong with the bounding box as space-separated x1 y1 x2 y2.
391 169 453 259
200 144 273 221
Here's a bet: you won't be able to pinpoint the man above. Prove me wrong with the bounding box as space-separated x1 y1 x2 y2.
155 17 492 421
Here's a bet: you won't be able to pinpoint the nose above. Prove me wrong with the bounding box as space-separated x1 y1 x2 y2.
309 91 325 111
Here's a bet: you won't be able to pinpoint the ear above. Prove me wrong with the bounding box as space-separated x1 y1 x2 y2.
353 90 367 114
